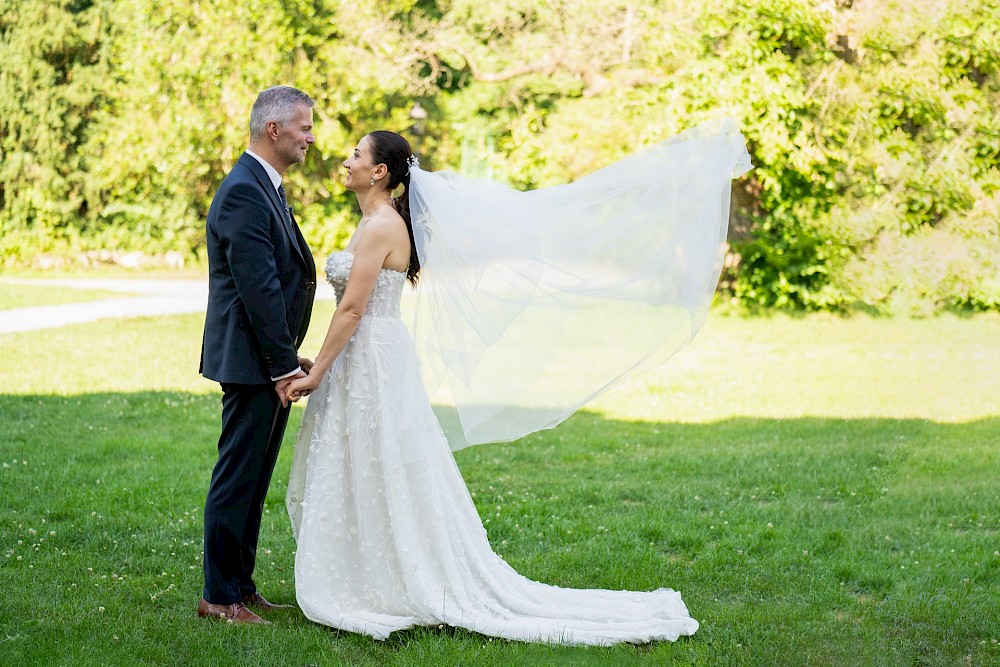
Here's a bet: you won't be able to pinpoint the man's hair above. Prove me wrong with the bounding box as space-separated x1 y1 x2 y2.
249 86 315 142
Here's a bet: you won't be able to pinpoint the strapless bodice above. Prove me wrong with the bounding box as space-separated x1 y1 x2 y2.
325 251 406 319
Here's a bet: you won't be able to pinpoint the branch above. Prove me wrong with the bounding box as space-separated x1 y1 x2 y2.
448 45 559 83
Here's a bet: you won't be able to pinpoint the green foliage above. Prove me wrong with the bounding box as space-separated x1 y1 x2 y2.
1 0 998 313
0 0 113 260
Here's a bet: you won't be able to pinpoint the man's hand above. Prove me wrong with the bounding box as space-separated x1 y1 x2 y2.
275 370 306 408
286 372 321 404
298 357 315 374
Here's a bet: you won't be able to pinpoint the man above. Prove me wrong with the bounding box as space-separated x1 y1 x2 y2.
198 86 317 625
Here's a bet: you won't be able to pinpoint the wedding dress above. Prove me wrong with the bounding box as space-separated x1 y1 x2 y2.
285 251 699 645
286 120 750 644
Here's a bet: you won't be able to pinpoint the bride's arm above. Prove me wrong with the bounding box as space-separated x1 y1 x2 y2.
286 220 394 401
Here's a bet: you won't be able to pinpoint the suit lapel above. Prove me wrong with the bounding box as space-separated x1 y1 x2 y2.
287 207 316 276
238 153 310 267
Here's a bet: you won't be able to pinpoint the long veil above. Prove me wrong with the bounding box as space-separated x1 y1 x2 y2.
408 118 752 449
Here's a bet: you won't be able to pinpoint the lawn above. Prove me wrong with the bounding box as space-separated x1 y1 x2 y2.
1 305 998 666
0 281 132 311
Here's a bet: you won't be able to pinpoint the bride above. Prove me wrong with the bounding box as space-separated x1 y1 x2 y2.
284 125 750 645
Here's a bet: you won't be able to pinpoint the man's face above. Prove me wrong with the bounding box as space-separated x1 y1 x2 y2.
275 104 314 167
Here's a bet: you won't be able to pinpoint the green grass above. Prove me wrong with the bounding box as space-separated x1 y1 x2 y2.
2 264 209 281
1 306 998 666
0 281 132 310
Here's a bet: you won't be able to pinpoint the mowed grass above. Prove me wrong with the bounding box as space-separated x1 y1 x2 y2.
0 281 131 310
0 305 998 666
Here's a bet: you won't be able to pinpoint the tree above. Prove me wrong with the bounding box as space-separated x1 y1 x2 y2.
0 0 113 261
2 0 997 313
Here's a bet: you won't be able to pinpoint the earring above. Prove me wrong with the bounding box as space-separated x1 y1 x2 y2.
370 176 375 186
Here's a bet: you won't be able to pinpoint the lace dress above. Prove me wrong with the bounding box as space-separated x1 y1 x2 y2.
285 251 699 645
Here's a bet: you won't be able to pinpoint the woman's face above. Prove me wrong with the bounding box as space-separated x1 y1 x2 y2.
342 136 379 192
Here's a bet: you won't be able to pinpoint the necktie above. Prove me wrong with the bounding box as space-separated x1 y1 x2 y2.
276 183 306 257
277 183 291 223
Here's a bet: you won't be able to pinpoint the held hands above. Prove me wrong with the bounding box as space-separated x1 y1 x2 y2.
274 370 306 408
274 358 317 407
286 371 320 403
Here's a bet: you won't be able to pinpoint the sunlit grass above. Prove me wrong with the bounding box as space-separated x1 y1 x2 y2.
1 264 209 281
0 281 133 311
1 309 998 666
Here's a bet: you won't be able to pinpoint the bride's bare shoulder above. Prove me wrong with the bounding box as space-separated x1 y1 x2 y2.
366 206 408 242
357 207 410 272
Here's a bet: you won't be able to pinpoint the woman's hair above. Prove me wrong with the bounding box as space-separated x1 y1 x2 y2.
367 130 420 284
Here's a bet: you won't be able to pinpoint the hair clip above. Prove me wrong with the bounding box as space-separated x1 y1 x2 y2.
406 155 419 173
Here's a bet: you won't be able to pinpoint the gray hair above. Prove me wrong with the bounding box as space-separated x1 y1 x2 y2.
248 86 315 142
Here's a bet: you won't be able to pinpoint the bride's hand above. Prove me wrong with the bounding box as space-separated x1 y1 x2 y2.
287 372 320 403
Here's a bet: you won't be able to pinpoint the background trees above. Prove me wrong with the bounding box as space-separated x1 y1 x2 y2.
2 0 998 313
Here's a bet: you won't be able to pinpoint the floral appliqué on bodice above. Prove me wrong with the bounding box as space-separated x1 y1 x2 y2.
325 251 406 319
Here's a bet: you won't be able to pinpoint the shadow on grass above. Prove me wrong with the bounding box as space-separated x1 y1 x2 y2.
1 391 998 666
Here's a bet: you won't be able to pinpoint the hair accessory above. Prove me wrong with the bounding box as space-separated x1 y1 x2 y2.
406 155 419 173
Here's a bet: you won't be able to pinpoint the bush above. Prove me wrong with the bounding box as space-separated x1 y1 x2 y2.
2 0 997 313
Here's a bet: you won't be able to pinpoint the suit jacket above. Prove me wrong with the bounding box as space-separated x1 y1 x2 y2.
200 153 317 384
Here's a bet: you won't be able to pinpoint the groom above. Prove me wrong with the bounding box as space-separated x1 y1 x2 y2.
198 86 317 624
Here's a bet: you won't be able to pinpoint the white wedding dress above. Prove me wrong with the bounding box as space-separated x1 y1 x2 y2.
285 251 699 645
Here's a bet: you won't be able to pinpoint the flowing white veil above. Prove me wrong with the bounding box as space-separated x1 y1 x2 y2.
408 118 751 450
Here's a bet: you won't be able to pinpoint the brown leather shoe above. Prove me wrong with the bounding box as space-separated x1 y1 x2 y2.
242 591 294 610
197 597 271 625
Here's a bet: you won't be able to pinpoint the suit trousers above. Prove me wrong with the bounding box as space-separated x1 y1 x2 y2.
203 382 290 604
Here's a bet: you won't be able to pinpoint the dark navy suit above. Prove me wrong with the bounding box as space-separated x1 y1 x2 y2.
199 153 316 604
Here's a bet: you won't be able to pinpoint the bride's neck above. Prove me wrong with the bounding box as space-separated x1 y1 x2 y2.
356 188 392 218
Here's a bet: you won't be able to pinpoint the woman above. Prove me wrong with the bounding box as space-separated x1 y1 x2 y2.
285 125 750 644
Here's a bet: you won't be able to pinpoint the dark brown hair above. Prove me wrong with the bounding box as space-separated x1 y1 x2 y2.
367 130 420 284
